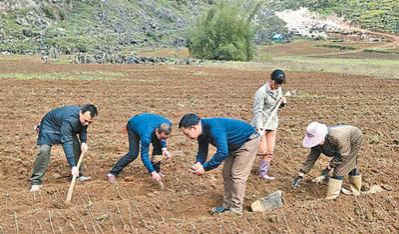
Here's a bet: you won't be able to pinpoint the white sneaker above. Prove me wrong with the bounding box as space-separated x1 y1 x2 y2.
76 176 92 182
260 175 275 180
30 185 42 192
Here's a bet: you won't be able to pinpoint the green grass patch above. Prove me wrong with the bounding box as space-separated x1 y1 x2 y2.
0 71 126 80
51 58 73 64
209 55 399 80
363 49 399 54
315 44 356 50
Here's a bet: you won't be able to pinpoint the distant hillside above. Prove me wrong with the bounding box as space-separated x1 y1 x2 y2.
0 0 397 56
0 0 289 55
0 0 209 55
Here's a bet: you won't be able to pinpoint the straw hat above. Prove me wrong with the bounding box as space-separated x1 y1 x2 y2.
302 121 328 148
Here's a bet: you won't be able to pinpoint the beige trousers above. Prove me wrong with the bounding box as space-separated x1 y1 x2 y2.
257 130 277 161
222 137 260 212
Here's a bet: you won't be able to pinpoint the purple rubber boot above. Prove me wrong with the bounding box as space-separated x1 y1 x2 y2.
259 159 275 180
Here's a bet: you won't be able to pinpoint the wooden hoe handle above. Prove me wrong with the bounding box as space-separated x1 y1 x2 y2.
65 151 86 202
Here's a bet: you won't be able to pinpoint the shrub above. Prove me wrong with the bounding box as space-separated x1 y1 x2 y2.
186 1 259 61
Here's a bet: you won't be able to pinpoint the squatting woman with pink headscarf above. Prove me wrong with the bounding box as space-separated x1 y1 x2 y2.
292 121 363 199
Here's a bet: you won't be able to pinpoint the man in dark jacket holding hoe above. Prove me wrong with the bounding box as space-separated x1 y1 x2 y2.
30 104 98 192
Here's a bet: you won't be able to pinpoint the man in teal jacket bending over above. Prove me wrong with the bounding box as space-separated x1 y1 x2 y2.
108 113 172 183
179 114 260 215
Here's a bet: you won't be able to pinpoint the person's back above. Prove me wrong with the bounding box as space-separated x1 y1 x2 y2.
41 106 80 128
129 113 171 137
328 125 362 145
201 117 255 152
38 105 85 146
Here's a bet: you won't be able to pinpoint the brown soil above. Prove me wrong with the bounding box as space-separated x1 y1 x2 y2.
0 57 398 233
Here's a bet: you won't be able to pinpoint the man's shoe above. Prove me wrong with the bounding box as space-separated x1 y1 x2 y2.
107 174 117 183
30 185 42 192
260 174 276 180
210 207 230 214
76 175 92 182
230 208 243 216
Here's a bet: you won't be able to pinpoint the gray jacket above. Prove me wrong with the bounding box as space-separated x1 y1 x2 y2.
251 82 283 130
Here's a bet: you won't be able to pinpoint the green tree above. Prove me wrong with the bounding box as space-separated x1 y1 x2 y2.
187 1 260 61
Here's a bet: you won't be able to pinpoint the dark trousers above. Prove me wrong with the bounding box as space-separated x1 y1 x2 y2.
109 127 162 176
30 137 82 185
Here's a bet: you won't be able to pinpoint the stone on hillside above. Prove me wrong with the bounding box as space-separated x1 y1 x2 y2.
22 29 34 37
251 190 283 212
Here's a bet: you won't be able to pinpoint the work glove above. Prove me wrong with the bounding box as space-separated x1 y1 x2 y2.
292 175 303 188
71 166 79 177
330 154 342 168
312 167 330 184
81 142 88 153
151 171 162 182
279 97 287 108
162 147 171 160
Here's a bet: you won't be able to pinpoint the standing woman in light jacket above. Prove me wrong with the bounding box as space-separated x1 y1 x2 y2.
251 69 287 180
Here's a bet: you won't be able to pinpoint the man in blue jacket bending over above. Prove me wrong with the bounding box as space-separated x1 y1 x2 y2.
107 113 172 183
179 114 260 215
30 104 98 192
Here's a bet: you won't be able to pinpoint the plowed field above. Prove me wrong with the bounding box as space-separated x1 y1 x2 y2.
0 56 398 233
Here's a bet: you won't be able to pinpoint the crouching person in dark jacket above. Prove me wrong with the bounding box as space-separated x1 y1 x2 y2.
30 104 98 192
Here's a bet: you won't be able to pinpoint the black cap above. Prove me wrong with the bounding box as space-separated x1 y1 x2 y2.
271 69 286 84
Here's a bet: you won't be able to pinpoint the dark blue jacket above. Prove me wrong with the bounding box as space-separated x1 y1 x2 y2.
196 118 256 171
128 113 171 173
37 105 87 167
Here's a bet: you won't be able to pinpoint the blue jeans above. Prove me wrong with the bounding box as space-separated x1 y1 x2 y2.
109 126 162 176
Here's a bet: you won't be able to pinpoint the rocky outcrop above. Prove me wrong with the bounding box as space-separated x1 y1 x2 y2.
72 52 169 64
275 7 365 39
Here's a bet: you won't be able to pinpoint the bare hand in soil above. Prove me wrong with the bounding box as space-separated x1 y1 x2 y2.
151 171 162 182
162 148 171 160
191 162 205 175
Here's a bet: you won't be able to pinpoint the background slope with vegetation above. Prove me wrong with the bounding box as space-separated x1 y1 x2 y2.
0 0 397 56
